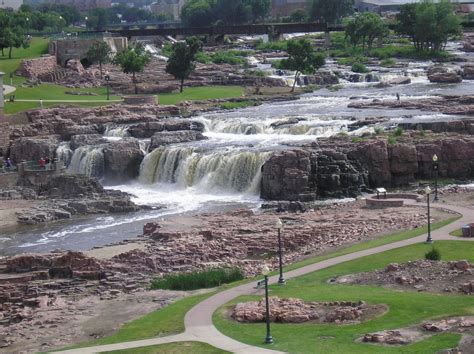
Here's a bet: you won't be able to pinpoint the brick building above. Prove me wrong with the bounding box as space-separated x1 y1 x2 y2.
150 0 185 20
271 0 309 18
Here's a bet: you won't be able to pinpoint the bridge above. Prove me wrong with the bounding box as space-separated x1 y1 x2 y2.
102 22 343 40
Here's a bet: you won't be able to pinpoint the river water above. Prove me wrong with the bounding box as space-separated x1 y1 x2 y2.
1 44 472 256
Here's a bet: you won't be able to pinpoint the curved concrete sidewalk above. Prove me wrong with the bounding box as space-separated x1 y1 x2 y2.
3 85 16 95
55 201 474 354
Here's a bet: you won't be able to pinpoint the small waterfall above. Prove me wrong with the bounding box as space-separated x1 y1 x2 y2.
104 125 130 138
200 118 266 135
68 146 105 178
140 147 270 193
56 142 73 167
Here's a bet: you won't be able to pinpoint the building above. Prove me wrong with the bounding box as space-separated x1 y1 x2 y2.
150 0 185 20
0 0 23 10
271 0 309 18
355 0 474 14
50 0 112 12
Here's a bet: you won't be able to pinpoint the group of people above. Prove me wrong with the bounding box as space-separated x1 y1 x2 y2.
39 157 53 170
1 157 13 172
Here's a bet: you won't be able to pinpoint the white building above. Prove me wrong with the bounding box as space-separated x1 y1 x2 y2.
0 0 23 10
355 0 474 13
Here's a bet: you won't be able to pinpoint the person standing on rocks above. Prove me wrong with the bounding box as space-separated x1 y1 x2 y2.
39 157 46 170
396 93 400 104
45 157 51 170
5 157 12 171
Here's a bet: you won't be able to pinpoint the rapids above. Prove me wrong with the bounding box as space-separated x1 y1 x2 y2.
1 42 473 255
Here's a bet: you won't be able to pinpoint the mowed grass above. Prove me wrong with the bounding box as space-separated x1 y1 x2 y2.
214 241 474 354
158 86 244 105
105 342 229 354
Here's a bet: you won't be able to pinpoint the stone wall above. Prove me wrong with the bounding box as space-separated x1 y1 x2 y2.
0 123 9 157
16 55 58 79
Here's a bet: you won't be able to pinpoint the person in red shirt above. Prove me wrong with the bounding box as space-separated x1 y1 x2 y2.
39 157 46 169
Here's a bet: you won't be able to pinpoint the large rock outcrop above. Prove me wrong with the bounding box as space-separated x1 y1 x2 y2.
103 138 145 181
149 130 207 149
261 135 474 200
10 136 60 162
427 66 462 83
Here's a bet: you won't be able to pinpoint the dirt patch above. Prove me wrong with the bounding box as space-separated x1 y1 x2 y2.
361 316 474 348
231 297 387 324
331 260 474 295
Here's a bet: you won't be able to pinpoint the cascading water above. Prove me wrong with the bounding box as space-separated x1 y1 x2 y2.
104 125 130 138
56 142 73 167
140 146 270 194
68 146 105 178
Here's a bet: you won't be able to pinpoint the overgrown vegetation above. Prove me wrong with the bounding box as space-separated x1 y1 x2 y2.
351 62 369 73
425 248 441 261
151 267 245 291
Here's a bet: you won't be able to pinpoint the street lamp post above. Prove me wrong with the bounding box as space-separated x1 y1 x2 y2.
276 218 286 285
425 186 433 244
105 72 110 101
262 264 273 344
432 154 439 201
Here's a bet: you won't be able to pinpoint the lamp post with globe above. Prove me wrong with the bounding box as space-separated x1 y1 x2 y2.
432 154 439 201
425 186 433 244
262 264 273 344
276 218 286 285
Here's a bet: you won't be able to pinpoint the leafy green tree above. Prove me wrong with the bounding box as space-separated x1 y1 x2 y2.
86 8 109 31
213 0 250 25
113 43 151 95
181 0 215 27
280 38 325 92
250 0 271 23
309 0 353 24
0 10 30 59
290 9 309 23
345 12 388 51
166 38 201 93
86 41 112 78
396 0 461 52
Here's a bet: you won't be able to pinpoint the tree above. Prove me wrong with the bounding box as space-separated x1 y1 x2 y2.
0 10 30 59
181 0 215 27
280 39 325 92
290 9 309 23
309 0 353 24
113 43 151 95
166 38 201 93
86 8 109 31
345 12 388 51
250 0 271 23
86 41 112 78
396 0 461 53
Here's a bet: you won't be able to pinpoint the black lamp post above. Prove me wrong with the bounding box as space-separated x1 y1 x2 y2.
262 264 273 344
105 71 110 101
276 218 286 285
432 154 439 201
425 186 433 244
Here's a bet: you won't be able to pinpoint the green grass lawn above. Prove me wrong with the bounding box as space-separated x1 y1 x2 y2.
105 342 229 354
158 86 244 105
214 241 474 354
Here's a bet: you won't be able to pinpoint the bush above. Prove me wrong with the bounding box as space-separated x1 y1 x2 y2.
351 62 369 73
211 51 246 65
195 51 211 64
425 248 441 261
380 58 396 67
393 126 404 137
255 40 288 51
151 267 245 291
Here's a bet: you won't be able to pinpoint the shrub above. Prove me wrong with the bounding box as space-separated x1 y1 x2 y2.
380 58 396 67
195 51 211 64
388 136 397 145
255 40 288 51
151 267 245 291
351 62 369 73
374 126 384 135
425 248 441 261
211 51 246 66
393 126 404 137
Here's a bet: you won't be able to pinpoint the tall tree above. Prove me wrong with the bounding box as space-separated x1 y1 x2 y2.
86 41 112 78
166 37 201 93
280 38 325 92
0 11 30 59
181 0 215 27
250 0 271 23
309 0 353 24
396 0 460 52
345 12 388 51
113 43 151 95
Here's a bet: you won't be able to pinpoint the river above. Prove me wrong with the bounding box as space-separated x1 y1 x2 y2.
1 43 472 256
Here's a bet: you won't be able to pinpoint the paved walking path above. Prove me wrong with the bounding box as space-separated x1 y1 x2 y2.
56 200 474 354
3 85 16 95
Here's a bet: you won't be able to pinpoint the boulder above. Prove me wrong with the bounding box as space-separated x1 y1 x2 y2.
427 66 462 83
388 76 411 85
70 134 107 150
463 63 474 80
10 136 61 162
149 130 207 149
103 138 145 181
43 175 104 198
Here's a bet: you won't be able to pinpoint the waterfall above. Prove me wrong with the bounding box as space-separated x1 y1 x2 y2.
56 142 73 167
140 147 270 193
68 146 105 178
104 125 130 138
